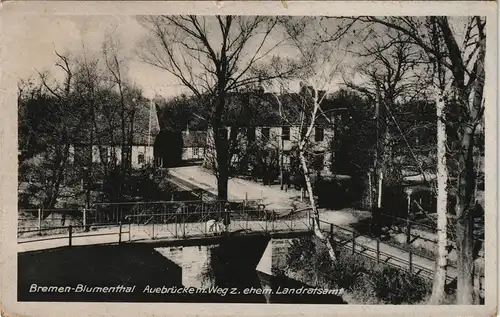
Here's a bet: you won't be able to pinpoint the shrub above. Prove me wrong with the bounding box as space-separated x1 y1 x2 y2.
348 273 381 304
286 237 316 271
286 237 368 291
370 266 431 304
322 249 367 290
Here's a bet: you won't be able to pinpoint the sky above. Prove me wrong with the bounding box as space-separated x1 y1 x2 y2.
12 15 190 99
12 15 354 100
11 15 476 101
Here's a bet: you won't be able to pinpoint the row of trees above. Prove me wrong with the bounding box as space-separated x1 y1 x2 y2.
18 34 151 209
137 15 485 304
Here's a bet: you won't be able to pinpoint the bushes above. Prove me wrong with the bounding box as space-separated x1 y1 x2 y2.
286 237 369 291
285 236 432 304
370 266 431 304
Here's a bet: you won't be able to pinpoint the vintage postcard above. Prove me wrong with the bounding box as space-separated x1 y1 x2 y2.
0 1 497 316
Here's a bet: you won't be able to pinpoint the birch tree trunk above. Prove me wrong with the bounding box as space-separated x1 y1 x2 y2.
296 89 337 261
298 149 337 261
429 89 448 304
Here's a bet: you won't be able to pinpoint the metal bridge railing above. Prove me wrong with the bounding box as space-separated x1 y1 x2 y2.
18 202 313 243
125 206 312 240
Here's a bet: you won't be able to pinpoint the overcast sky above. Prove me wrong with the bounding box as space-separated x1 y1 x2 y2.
13 15 191 98
13 15 360 99
12 15 477 101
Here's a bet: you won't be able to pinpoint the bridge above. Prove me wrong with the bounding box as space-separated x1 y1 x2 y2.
17 200 313 252
17 200 484 297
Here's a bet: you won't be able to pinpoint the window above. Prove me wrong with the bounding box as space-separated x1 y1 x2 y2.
138 153 145 164
247 127 256 141
193 148 199 156
282 126 290 141
261 127 270 140
315 127 324 142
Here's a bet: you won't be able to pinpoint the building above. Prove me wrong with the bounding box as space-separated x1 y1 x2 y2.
181 130 207 161
203 124 335 175
202 85 341 175
69 98 161 170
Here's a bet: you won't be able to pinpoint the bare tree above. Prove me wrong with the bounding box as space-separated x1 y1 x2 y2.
338 16 486 304
342 30 426 209
103 33 129 175
137 15 299 200
263 17 350 261
33 52 78 209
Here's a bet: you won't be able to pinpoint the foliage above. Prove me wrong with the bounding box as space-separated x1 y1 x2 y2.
370 266 431 304
286 236 432 304
101 166 173 202
18 45 149 208
329 89 376 177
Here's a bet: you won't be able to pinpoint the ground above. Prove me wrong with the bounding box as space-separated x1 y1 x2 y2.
168 166 308 211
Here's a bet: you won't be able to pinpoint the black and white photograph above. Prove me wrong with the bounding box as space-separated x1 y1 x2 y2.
0 1 497 316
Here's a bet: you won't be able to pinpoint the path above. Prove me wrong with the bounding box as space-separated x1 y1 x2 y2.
168 166 303 212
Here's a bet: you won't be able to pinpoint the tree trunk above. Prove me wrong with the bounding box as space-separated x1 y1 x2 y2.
298 149 336 261
455 127 476 304
429 91 448 304
214 66 229 201
128 111 135 169
213 123 229 201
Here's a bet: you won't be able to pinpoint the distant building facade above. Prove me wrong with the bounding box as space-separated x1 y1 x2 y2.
181 130 207 161
69 143 155 169
69 98 161 170
203 124 335 174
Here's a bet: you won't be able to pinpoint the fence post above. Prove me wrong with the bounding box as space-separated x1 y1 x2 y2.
246 205 249 231
175 212 178 238
376 239 380 264
118 221 122 244
265 210 268 232
128 221 131 242
409 250 413 273
68 225 73 247
406 220 411 245
152 215 155 240
330 223 334 235
38 208 42 234
352 231 356 254
182 208 186 238
406 194 411 244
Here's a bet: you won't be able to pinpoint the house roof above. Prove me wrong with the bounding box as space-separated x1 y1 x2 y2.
182 131 207 148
